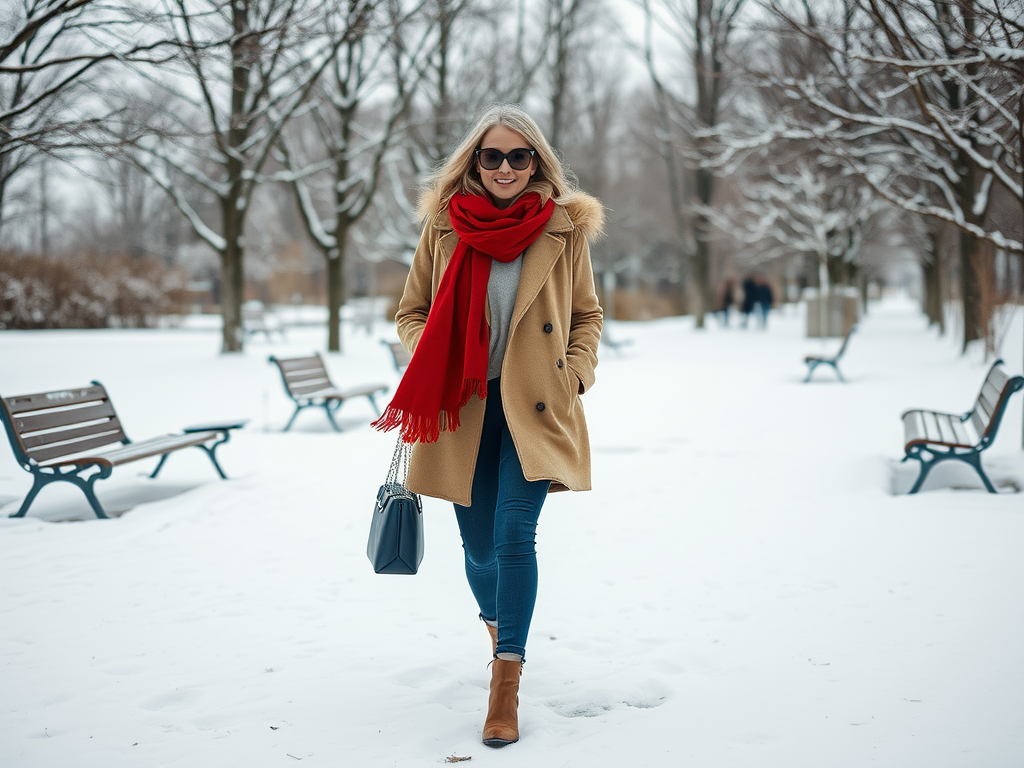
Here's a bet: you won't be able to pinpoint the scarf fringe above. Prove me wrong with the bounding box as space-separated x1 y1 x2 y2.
372 378 487 444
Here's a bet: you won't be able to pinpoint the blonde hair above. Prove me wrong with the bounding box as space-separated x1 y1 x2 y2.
416 103 582 221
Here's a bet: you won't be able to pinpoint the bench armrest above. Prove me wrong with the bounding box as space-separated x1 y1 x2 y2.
182 420 249 434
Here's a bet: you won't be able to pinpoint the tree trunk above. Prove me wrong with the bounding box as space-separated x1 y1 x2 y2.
326 221 349 353
219 180 247 353
850 263 867 316
219 215 245 353
923 227 945 334
550 13 568 148
217 0 251 354
692 165 714 328
959 227 986 351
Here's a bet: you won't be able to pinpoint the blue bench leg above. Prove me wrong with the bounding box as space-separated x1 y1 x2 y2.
199 434 231 479
324 402 342 432
150 454 170 478
804 362 819 383
75 474 111 519
833 363 845 383
366 393 382 417
963 453 997 493
907 453 935 495
9 474 47 518
283 405 303 432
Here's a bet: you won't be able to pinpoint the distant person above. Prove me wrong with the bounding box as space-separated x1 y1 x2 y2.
718 278 735 326
375 104 604 748
740 275 757 328
756 276 774 328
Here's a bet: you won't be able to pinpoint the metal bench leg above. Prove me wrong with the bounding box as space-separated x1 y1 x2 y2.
365 393 382 417
907 452 936 495
149 454 170 478
9 473 47 518
75 474 111 519
283 404 303 432
833 363 845 383
198 434 231 480
324 402 343 432
962 452 998 493
804 361 818 383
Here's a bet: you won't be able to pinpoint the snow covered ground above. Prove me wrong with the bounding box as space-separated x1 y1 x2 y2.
1 296 1022 768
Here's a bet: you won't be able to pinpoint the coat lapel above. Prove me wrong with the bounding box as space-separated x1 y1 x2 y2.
511 205 573 331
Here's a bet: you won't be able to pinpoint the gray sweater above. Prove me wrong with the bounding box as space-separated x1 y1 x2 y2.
486 255 524 381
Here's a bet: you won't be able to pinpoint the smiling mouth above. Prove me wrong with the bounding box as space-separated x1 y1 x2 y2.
495 179 516 185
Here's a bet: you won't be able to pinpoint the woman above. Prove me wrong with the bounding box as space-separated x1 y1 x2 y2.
374 103 603 747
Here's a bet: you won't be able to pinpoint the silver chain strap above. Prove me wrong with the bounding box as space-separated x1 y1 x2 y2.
385 436 414 498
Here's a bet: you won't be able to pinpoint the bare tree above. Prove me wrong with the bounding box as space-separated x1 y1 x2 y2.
639 0 748 326
275 0 430 352
117 0 347 353
0 0 173 239
547 0 605 148
728 0 1024 351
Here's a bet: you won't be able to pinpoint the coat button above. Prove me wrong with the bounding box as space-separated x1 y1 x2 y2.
536 402 546 412
556 359 563 369
543 323 553 333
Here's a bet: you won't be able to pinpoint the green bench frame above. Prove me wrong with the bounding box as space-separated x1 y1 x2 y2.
269 353 387 432
1 382 239 519
804 325 856 382
381 340 411 374
901 359 1023 494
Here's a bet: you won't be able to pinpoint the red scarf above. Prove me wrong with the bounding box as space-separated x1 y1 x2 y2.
373 192 554 443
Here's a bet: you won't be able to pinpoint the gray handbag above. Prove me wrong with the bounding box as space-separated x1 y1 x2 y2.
367 439 424 575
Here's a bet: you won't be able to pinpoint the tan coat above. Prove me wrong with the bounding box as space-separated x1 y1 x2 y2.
395 193 605 506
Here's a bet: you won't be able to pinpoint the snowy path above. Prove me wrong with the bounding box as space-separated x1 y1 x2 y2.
1 297 1022 767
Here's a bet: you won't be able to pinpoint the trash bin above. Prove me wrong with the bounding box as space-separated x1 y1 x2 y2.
806 288 859 338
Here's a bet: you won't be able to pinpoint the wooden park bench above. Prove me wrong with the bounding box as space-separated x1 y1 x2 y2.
269 353 387 432
601 330 633 356
381 340 411 374
900 359 1023 494
804 325 856 382
0 382 245 519
242 302 287 341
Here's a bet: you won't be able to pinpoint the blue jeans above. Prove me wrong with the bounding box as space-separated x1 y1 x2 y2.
454 378 550 660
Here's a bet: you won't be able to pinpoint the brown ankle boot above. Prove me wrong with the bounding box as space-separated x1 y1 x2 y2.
485 623 498 657
482 659 522 747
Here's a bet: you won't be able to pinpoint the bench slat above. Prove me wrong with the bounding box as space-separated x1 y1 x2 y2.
20 420 124 450
903 410 926 446
289 383 386 401
935 414 956 444
969 409 986 437
41 431 220 467
101 432 220 465
284 369 329 385
14 402 118 434
20 421 123 450
285 372 331 387
289 381 335 397
949 417 974 446
903 409 975 449
337 384 387 398
978 381 1000 418
385 341 412 371
29 431 126 463
4 385 107 415
987 366 1009 394
275 356 323 372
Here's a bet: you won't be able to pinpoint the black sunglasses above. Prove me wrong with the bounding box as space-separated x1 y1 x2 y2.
475 147 536 171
